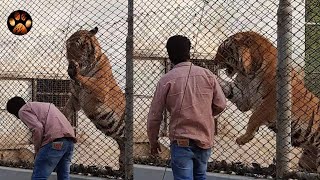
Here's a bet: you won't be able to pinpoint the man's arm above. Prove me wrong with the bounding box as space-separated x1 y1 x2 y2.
147 81 169 147
18 107 43 154
212 76 227 116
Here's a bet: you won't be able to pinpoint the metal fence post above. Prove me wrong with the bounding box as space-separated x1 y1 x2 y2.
276 0 292 178
125 0 134 179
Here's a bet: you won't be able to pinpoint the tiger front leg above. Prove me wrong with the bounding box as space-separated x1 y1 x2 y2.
67 60 106 101
236 120 260 145
62 82 81 123
236 101 276 145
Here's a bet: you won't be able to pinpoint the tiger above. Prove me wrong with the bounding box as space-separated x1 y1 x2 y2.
63 27 126 171
213 31 320 172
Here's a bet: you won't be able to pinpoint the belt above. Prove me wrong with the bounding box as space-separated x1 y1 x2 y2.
174 138 195 147
53 137 75 142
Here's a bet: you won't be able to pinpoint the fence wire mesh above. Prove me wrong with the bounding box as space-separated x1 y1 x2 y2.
0 0 129 179
133 0 319 179
0 0 319 179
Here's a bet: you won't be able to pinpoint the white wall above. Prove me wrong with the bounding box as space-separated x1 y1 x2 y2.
134 0 305 66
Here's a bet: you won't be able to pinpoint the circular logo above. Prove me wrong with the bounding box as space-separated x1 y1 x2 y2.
7 10 32 35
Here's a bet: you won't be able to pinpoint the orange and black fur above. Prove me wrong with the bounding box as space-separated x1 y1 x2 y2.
213 31 320 172
63 27 126 171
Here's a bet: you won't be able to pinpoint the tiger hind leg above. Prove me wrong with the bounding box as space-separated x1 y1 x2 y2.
318 147 320 173
298 146 317 172
115 137 125 173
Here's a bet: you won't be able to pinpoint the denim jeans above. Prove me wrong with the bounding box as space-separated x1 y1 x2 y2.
32 138 74 180
170 140 211 180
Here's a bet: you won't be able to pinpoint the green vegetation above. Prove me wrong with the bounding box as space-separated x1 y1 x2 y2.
306 0 320 22
305 0 320 96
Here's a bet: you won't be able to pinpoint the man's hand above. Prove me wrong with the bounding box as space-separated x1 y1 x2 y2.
150 142 161 156
214 118 218 135
34 150 38 160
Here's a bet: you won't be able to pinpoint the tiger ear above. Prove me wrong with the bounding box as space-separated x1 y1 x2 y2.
89 27 98 36
233 33 243 42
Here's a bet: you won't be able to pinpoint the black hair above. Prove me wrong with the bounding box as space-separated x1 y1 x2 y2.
6 96 26 118
166 35 191 65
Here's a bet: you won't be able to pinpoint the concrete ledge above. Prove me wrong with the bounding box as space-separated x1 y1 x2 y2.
0 166 106 180
134 164 267 180
0 165 267 180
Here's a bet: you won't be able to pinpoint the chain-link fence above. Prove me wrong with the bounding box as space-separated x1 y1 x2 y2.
133 0 320 179
0 0 129 179
0 0 319 179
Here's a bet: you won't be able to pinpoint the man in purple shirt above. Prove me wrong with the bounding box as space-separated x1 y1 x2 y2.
6 96 77 180
147 35 227 180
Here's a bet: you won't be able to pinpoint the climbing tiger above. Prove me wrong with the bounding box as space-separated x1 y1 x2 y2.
213 31 320 172
63 27 126 171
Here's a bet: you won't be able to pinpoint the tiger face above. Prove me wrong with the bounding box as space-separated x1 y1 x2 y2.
66 27 99 72
214 32 268 112
214 36 241 78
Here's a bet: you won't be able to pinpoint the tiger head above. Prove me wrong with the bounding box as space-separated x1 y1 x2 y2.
66 27 102 73
214 32 276 112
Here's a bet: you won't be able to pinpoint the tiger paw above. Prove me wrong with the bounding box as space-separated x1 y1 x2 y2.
68 61 80 80
236 134 252 145
7 10 32 35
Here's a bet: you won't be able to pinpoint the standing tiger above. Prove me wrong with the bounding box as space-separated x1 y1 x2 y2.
213 31 320 172
63 27 126 171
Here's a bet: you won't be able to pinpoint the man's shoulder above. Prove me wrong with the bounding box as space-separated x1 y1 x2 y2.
25 102 54 112
28 101 50 107
161 65 215 79
189 64 215 77
159 70 176 82
198 66 216 77
157 74 170 87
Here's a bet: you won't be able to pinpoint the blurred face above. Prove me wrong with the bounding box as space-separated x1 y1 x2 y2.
6 98 25 119
166 35 191 64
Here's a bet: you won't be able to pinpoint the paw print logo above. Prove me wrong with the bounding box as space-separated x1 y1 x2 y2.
7 10 32 35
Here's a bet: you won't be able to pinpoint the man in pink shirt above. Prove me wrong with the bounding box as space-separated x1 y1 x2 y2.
147 35 227 180
6 96 77 180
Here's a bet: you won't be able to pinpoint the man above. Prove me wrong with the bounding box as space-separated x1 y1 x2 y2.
6 96 77 180
147 35 227 180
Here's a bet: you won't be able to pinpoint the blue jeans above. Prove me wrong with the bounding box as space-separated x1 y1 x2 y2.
170 140 211 180
32 138 74 180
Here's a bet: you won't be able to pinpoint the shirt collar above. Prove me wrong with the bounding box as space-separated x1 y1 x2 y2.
173 61 193 69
